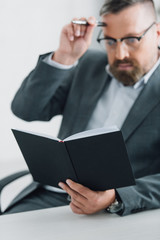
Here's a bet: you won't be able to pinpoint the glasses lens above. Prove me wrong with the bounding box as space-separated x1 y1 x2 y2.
106 39 117 47
124 38 140 48
99 39 117 50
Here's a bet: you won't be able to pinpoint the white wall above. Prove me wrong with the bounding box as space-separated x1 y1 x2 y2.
154 0 160 19
0 0 104 174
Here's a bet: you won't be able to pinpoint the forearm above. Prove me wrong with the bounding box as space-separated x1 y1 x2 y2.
11 16 96 122
11 53 75 121
116 173 160 216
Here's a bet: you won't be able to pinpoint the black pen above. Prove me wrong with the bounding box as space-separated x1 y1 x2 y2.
72 20 107 27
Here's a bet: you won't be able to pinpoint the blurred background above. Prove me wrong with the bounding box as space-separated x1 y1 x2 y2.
0 0 160 178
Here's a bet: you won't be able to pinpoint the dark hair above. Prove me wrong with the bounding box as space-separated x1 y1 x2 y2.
100 0 156 16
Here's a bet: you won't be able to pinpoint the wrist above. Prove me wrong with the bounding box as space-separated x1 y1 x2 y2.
106 191 124 214
52 50 78 65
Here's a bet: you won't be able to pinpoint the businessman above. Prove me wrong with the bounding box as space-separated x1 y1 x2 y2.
8 0 160 216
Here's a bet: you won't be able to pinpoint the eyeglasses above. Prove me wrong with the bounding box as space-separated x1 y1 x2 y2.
97 22 156 51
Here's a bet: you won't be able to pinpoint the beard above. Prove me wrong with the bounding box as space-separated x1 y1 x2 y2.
109 58 144 86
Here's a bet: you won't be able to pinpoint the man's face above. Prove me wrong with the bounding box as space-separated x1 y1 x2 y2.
101 3 160 86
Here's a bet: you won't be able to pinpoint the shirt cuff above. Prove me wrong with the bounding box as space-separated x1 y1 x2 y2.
43 52 78 70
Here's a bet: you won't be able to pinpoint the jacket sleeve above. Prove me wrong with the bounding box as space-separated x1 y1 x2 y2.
11 53 75 121
116 173 160 216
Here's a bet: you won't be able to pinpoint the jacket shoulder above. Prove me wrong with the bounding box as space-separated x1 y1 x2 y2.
80 49 108 65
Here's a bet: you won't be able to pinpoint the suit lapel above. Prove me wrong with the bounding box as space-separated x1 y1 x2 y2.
121 64 160 142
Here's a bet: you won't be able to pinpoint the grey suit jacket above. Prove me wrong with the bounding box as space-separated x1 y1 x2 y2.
11 50 160 216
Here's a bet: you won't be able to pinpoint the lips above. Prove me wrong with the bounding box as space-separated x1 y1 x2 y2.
117 63 133 70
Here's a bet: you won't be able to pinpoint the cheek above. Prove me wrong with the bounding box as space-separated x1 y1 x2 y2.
136 41 158 70
107 51 116 65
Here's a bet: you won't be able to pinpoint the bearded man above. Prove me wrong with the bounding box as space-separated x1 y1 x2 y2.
9 0 160 216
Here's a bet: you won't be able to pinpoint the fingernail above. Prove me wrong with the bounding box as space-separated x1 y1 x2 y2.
70 35 74 41
90 20 94 24
88 17 95 25
66 179 71 186
58 182 63 188
75 30 80 37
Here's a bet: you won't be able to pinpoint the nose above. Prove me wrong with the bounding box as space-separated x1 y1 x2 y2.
115 42 129 60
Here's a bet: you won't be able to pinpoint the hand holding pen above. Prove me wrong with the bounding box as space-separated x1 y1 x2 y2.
53 16 106 65
70 17 106 39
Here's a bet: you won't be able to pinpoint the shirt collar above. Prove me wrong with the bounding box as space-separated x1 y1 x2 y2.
106 57 160 89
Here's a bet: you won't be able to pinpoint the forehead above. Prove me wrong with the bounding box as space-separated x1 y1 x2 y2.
102 3 153 37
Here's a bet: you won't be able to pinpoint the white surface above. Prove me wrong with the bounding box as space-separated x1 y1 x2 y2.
0 206 160 240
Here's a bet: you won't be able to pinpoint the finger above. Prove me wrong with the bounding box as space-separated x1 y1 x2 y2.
59 181 87 205
79 17 87 37
70 202 84 214
65 23 75 42
71 196 85 208
72 17 81 37
66 179 94 199
87 16 96 26
58 182 80 198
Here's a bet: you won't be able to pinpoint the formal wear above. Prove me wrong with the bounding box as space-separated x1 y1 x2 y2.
10 49 160 216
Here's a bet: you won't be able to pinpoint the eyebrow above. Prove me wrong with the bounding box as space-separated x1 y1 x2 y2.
103 30 144 39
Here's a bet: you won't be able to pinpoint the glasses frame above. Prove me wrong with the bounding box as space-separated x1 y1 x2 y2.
97 22 156 49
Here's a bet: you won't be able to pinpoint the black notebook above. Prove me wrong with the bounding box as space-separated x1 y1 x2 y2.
12 127 135 191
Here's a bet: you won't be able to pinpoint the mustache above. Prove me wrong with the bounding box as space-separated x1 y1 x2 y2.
113 58 136 67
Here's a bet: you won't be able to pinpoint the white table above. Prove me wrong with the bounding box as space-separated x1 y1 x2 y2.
0 206 160 240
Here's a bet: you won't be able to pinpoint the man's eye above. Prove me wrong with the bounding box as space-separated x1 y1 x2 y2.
125 38 138 44
105 39 116 46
